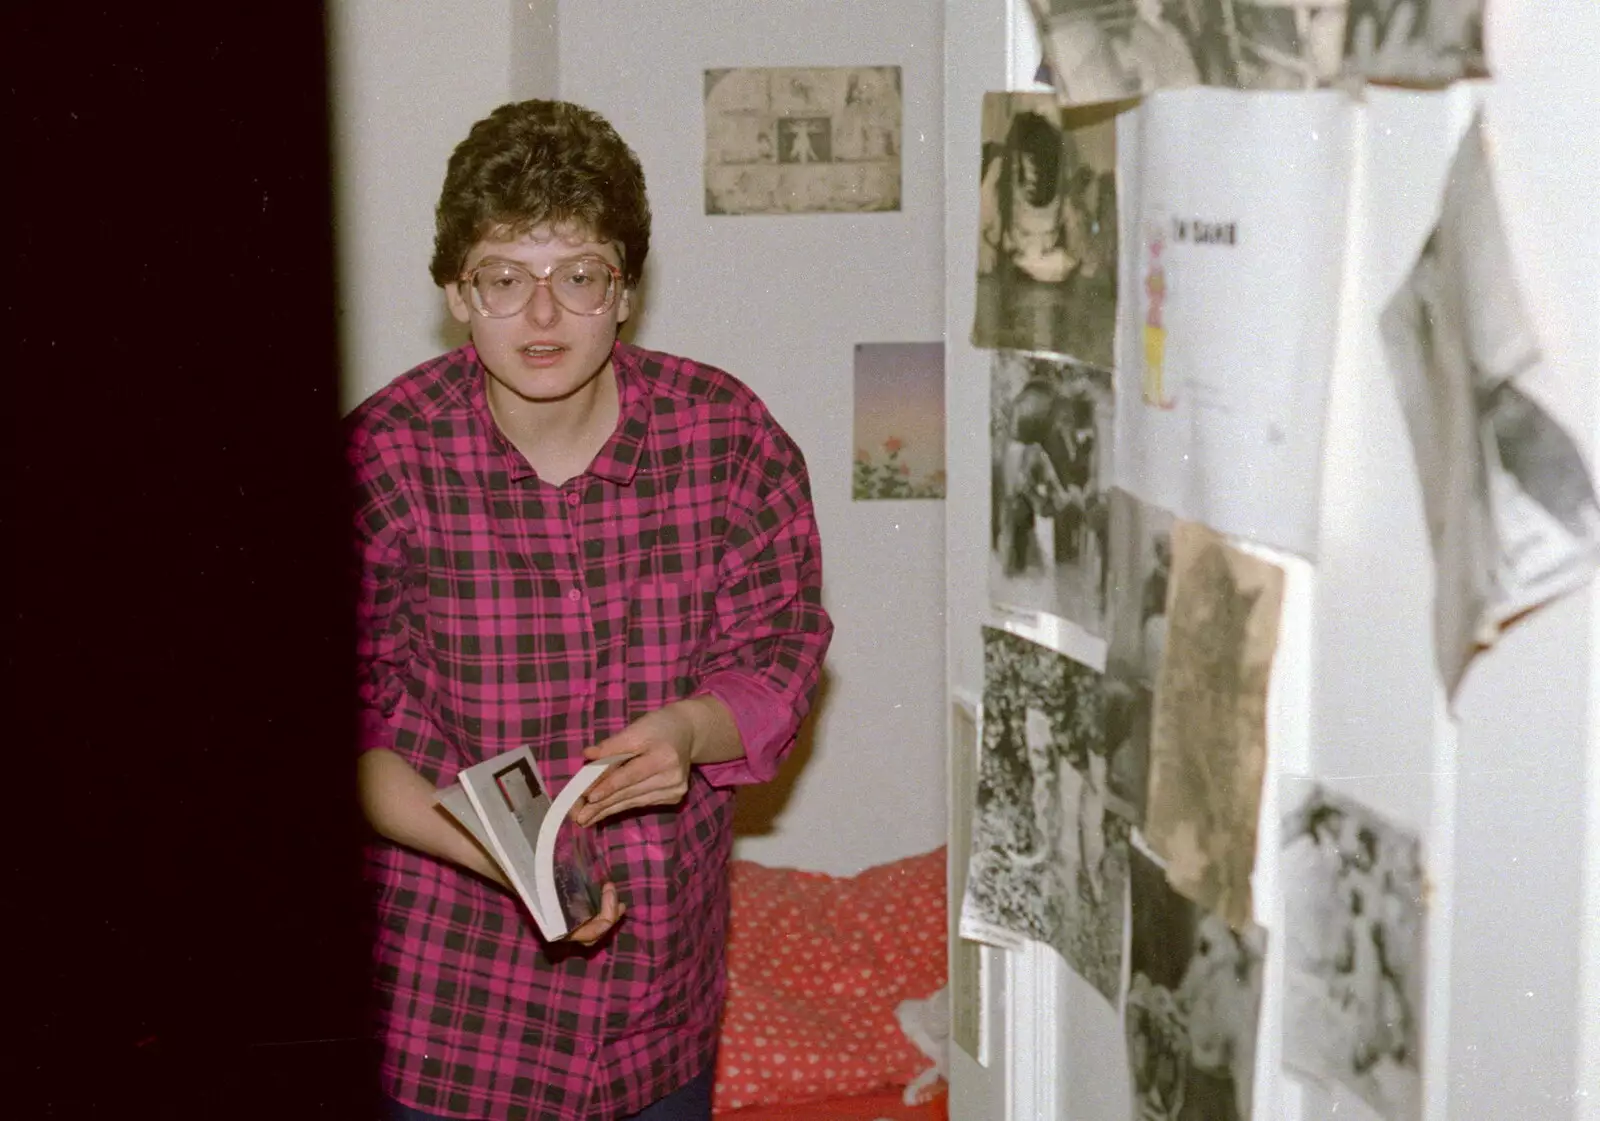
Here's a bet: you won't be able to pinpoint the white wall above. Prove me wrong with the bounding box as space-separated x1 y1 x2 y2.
330 0 557 410
559 1 949 876
331 0 951 878
944 2 1600 1119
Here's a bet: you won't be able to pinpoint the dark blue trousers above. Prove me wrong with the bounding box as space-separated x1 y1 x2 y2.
382 1062 714 1121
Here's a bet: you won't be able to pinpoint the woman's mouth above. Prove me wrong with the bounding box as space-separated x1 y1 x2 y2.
519 343 567 366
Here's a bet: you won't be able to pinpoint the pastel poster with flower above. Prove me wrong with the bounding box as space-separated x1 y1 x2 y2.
852 342 946 500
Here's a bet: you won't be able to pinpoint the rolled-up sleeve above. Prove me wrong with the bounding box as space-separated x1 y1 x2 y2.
350 422 442 768
693 416 833 787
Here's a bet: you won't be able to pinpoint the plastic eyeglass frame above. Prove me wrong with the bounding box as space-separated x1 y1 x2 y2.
458 257 624 318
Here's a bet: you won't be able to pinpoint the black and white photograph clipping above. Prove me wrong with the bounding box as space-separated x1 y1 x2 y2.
974 92 1117 365
1282 783 1426 1121
1380 114 1600 699
1027 0 1347 106
1127 845 1267 1121
1145 521 1283 932
1342 0 1487 87
961 626 1127 1007
1102 488 1176 826
989 350 1115 633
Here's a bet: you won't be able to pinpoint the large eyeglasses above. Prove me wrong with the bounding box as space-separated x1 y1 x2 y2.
459 257 623 317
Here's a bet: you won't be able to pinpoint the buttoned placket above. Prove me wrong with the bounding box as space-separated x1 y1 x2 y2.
561 477 602 765
561 481 588 607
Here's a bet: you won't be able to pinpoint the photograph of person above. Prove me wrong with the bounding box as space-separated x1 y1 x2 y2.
974 92 1118 365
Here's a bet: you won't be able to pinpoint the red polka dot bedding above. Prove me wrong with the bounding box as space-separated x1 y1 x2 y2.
712 847 949 1119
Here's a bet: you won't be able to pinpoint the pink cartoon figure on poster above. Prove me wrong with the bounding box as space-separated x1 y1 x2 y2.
1142 221 1175 409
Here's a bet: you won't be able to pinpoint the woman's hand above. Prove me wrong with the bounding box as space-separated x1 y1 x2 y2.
571 705 693 826
561 882 627 946
571 697 740 826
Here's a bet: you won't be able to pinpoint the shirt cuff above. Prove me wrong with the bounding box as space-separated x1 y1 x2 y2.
693 671 798 787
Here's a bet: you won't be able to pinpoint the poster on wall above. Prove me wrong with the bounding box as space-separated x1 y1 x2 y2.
1379 114 1600 699
703 66 902 215
1281 782 1426 1121
989 350 1114 635
1144 521 1283 931
974 92 1117 365
960 626 1126 1008
1127 845 1267 1121
852 342 946 500
1101 488 1176 826
1027 0 1348 107
1341 0 1487 86
1112 89 1353 559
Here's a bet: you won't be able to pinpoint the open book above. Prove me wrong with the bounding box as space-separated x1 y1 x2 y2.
434 747 623 941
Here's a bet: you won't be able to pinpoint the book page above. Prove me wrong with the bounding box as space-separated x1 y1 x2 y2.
549 815 608 930
458 748 559 937
535 758 630 934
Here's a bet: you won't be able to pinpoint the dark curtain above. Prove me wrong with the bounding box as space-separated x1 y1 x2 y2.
12 6 373 1117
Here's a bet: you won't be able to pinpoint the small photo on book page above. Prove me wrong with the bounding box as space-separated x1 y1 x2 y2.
491 756 551 854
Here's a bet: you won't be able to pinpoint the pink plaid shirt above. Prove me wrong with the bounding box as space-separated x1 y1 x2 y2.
349 341 832 1120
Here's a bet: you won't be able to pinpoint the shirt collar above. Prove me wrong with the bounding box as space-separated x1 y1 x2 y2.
466 341 648 486
589 341 648 485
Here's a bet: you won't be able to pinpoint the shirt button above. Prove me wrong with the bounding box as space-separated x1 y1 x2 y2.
565 491 580 507
568 587 582 602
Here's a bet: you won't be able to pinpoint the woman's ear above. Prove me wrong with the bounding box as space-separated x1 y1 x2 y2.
444 281 473 325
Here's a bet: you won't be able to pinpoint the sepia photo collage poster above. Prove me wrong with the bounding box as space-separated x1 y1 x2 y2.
704 66 902 216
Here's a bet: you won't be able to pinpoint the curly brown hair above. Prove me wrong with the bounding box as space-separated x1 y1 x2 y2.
429 100 651 288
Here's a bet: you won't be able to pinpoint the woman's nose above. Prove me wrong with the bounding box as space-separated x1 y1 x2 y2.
524 280 561 326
